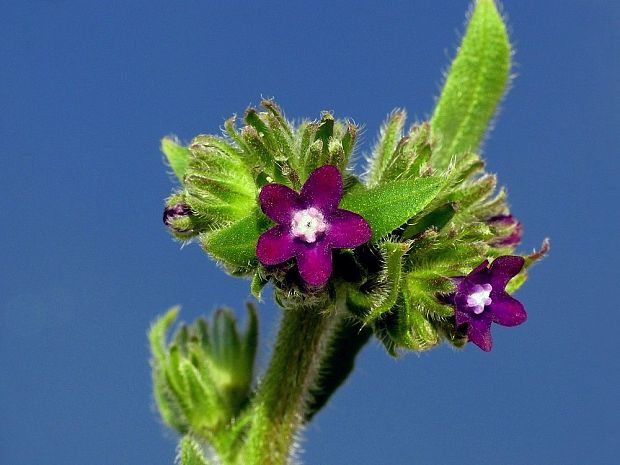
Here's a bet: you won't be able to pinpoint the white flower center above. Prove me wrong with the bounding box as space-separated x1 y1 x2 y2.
467 283 493 314
291 207 327 243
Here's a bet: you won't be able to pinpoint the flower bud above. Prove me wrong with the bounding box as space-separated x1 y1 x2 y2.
163 203 192 232
488 214 523 247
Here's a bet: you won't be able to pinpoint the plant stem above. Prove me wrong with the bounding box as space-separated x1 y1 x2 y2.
240 303 339 465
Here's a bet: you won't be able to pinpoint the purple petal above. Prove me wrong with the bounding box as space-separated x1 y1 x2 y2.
454 308 471 327
300 165 343 213
256 226 298 265
259 183 301 224
296 242 333 287
488 256 525 290
326 209 372 248
489 292 527 327
466 317 493 352
489 214 516 226
470 259 490 277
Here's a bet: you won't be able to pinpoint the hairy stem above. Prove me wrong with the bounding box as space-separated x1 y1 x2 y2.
240 303 340 465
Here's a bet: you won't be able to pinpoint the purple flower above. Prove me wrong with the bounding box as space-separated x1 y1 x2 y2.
256 165 372 287
488 214 523 247
453 256 527 351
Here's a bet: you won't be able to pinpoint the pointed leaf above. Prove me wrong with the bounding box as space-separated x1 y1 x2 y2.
201 211 271 270
149 307 179 364
162 138 190 182
340 177 443 240
430 0 511 170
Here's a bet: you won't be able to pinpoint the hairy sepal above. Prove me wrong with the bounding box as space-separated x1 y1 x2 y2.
431 0 511 170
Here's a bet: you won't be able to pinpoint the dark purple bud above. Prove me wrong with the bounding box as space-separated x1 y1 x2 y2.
488 214 523 247
163 203 192 233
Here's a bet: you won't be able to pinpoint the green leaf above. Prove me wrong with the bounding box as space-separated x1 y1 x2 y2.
250 272 269 300
162 137 191 182
430 0 511 170
180 360 218 423
402 203 457 239
200 211 271 270
340 177 443 240
177 436 212 465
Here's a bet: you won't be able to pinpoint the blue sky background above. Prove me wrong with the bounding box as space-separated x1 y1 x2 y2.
2 1 618 464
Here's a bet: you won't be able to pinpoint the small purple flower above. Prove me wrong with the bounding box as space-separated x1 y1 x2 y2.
163 203 192 233
256 165 372 287
488 214 523 247
453 255 527 351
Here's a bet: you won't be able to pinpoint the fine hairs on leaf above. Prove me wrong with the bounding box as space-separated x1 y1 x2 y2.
430 0 511 170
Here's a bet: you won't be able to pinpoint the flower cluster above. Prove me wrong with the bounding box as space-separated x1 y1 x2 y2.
160 99 546 355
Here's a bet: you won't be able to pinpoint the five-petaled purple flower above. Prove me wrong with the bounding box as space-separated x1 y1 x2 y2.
453 256 527 351
256 165 372 287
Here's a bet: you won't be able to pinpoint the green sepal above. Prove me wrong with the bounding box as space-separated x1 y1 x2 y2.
366 110 406 187
315 113 335 158
446 174 497 212
407 226 494 277
305 317 372 422
184 135 257 225
244 106 299 184
394 302 441 352
250 271 270 301
162 137 190 182
149 305 259 448
380 122 434 184
374 279 446 355
404 270 455 320
341 122 358 162
200 211 271 273
505 270 527 294
361 241 409 325
150 307 180 362
430 0 511 170
340 177 443 240
506 239 550 293
402 203 457 239
149 307 190 433
164 193 212 239
177 436 212 465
